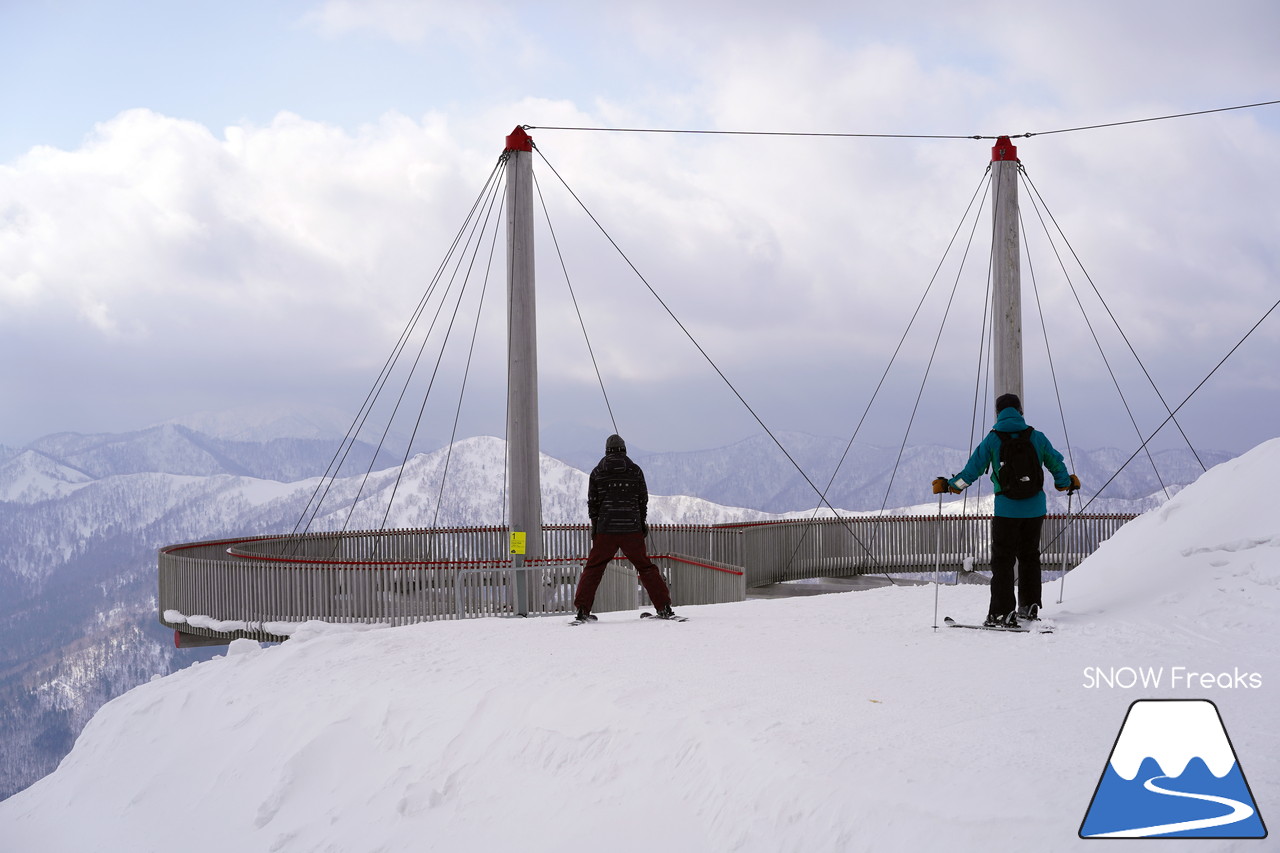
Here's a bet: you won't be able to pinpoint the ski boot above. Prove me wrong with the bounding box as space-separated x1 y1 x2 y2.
569 607 598 626
983 611 1019 628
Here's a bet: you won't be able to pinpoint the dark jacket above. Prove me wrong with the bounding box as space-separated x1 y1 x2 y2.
949 407 1071 518
588 452 648 534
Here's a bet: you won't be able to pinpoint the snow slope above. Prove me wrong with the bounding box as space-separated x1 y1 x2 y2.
0 450 94 503
2 440 1277 852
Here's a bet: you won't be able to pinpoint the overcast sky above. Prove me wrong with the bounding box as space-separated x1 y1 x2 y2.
2 0 1278 461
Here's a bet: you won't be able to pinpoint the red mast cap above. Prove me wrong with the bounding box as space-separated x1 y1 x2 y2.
505 126 533 152
991 135 1018 162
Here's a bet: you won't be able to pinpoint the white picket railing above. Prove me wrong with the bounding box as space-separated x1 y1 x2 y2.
159 515 1132 645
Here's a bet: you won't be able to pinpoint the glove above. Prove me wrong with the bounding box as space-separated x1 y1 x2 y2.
1056 474 1081 494
590 519 599 537
642 522 649 538
932 477 960 495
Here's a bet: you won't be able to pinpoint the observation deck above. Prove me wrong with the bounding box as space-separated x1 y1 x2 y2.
160 514 1133 646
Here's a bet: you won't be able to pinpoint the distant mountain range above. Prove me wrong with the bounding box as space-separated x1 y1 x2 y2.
0 414 1231 799
568 432 1225 515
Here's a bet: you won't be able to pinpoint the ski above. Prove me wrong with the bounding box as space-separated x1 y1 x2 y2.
1011 612 1056 633
640 612 689 622
943 616 1053 634
567 614 599 627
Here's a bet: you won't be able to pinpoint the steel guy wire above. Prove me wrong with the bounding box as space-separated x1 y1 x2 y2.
289 156 507 545
1019 167 1205 472
533 145 882 565
526 99 1280 144
532 169 619 435
778 167 993 580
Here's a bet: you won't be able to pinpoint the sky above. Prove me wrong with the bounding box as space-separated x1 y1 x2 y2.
2 434 1277 849
2 0 1279 461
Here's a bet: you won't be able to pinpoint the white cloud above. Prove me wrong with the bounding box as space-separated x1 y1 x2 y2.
2 2 1278 455
0 109 488 438
302 0 501 44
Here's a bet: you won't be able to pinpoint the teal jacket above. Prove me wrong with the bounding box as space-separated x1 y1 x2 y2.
949 407 1071 518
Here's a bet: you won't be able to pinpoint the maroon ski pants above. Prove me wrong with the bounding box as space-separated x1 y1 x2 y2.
573 532 671 612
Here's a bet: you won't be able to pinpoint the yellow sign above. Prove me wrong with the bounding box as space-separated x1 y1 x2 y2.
509 532 526 555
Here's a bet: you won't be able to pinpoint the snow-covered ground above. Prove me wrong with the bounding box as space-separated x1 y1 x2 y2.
2 440 1277 852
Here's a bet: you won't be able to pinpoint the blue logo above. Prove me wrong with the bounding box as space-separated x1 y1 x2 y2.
1080 699 1267 839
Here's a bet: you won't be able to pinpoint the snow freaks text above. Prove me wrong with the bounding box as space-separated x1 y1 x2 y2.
1082 666 1263 690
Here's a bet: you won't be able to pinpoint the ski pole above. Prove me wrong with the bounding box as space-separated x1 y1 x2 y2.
932 488 944 630
1056 489 1073 604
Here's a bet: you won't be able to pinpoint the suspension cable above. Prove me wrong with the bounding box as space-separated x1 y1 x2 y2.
834 169 992 501
533 145 882 563
1019 99 1280 139
365 161 508 540
290 156 507 540
526 99 1280 143
1016 168 1172 500
875 166 993 591
532 170 619 434
960 188 995 522
1047 293 1280 543
880 168 993 511
318 156 506 551
526 126 980 140
874 170 993 587
432 192 506 529
1020 168 1205 471
1019 206 1076 476
778 167 993 577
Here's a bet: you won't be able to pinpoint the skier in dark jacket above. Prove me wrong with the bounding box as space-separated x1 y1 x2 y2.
932 393 1080 627
572 434 676 622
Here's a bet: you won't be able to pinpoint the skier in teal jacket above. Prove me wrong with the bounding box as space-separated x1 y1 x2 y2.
932 393 1079 627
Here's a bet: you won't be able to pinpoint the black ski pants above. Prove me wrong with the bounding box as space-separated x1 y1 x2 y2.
989 515 1045 616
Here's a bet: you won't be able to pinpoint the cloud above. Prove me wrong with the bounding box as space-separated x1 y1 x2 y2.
0 109 486 440
2 4 1278 456
302 0 501 44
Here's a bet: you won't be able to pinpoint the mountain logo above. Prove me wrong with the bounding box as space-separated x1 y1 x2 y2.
1080 699 1267 839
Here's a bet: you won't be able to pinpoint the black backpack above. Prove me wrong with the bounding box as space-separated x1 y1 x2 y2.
994 427 1044 500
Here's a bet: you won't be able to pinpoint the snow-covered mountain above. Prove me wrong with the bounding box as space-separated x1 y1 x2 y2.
0 428 779 800
161 403 359 443
0 450 95 503
23 422 398 482
0 419 1233 801
627 431 1227 514
1 435 1275 851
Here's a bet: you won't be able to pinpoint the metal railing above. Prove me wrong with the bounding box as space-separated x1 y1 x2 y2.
159 514 1132 645
732 513 1132 587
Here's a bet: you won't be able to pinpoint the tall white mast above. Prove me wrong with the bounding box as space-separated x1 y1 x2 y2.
991 135 1023 408
504 126 540 615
